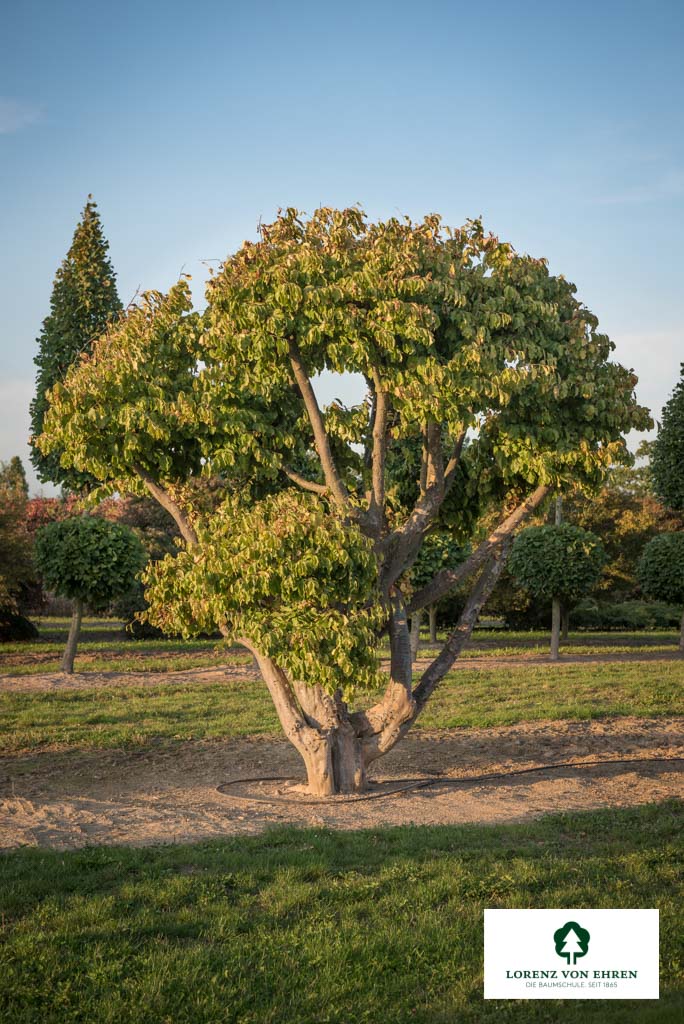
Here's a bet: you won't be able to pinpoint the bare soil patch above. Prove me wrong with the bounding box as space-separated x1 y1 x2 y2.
1 717 681 850
2 649 682 692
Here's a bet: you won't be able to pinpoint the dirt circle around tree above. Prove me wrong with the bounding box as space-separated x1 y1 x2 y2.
1 703 681 849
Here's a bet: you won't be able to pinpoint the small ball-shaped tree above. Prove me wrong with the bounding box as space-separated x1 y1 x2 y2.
508 523 606 659
35 515 145 672
637 533 684 651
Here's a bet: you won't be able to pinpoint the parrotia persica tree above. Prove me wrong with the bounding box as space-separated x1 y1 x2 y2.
637 533 684 650
34 516 145 672
36 208 650 792
30 196 122 491
508 523 607 658
651 363 684 512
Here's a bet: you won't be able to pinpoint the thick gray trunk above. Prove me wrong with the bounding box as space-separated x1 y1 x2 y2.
550 597 561 661
429 603 438 643
61 598 83 674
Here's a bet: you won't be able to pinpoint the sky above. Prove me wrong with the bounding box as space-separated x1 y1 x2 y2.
1 0 682 495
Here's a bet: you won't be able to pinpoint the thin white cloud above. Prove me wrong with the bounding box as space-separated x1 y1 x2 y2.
0 98 42 135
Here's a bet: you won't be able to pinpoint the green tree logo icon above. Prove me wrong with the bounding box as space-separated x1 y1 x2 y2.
554 921 590 965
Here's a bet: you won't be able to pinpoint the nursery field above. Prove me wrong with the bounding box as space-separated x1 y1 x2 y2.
0 803 682 1023
1 618 682 1021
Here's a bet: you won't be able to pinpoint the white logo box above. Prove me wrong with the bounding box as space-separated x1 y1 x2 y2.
484 909 659 1000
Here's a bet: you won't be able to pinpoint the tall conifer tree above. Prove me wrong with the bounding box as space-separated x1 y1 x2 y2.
651 363 684 511
30 196 122 490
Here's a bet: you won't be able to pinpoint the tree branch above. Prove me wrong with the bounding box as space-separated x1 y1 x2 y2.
288 339 349 510
133 465 199 546
377 427 466 593
407 484 550 614
282 467 329 495
411 541 511 712
368 370 388 534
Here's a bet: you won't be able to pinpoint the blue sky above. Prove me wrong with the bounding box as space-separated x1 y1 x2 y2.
1 0 682 494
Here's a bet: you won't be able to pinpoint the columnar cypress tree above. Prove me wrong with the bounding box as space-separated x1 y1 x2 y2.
30 196 122 490
651 363 684 512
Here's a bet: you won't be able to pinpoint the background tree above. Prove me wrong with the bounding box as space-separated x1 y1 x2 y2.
37 208 650 793
0 456 29 498
0 463 37 640
30 196 122 490
637 533 684 650
651 363 684 512
507 523 607 659
34 516 144 671
408 532 465 656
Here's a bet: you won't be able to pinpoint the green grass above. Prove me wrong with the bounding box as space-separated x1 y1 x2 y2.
1 660 682 754
0 802 681 1023
2 622 680 678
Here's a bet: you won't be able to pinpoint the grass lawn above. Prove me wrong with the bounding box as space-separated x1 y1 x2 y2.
1 620 681 677
0 802 681 1024
0 660 682 754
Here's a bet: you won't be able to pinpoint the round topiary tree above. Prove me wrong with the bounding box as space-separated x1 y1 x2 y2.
36 208 650 793
637 533 684 650
508 523 606 659
34 516 145 672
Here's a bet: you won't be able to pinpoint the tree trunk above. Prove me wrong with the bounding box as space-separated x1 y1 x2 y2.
680 609 684 653
561 604 569 643
410 609 421 663
550 597 561 661
429 603 438 643
61 598 83 674
240 544 512 796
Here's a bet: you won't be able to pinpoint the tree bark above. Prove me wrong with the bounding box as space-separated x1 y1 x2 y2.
61 598 83 674
429 603 438 643
561 604 570 643
550 597 561 661
410 610 422 663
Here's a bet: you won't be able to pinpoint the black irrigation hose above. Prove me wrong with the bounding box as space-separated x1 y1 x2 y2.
216 755 684 806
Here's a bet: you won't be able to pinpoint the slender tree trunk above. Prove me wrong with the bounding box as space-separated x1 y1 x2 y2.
561 604 569 643
550 597 561 661
680 609 684 653
550 495 564 660
410 609 422 663
61 598 83 674
429 603 438 643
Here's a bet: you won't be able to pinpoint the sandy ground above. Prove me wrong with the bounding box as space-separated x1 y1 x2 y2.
1 648 682 693
0 716 681 849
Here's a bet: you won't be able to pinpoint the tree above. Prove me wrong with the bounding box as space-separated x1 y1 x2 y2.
651 364 684 511
637 533 684 650
0 467 37 639
408 532 466 655
34 516 144 672
554 921 590 966
0 456 29 498
36 207 650 792
30 196 122 490
505 524 606 659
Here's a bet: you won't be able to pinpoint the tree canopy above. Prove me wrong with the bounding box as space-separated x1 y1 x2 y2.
651 363 684 511
637 533 684 607
508 523 607 605
34 515 145 610
30 196 122 490
36 207 651 792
